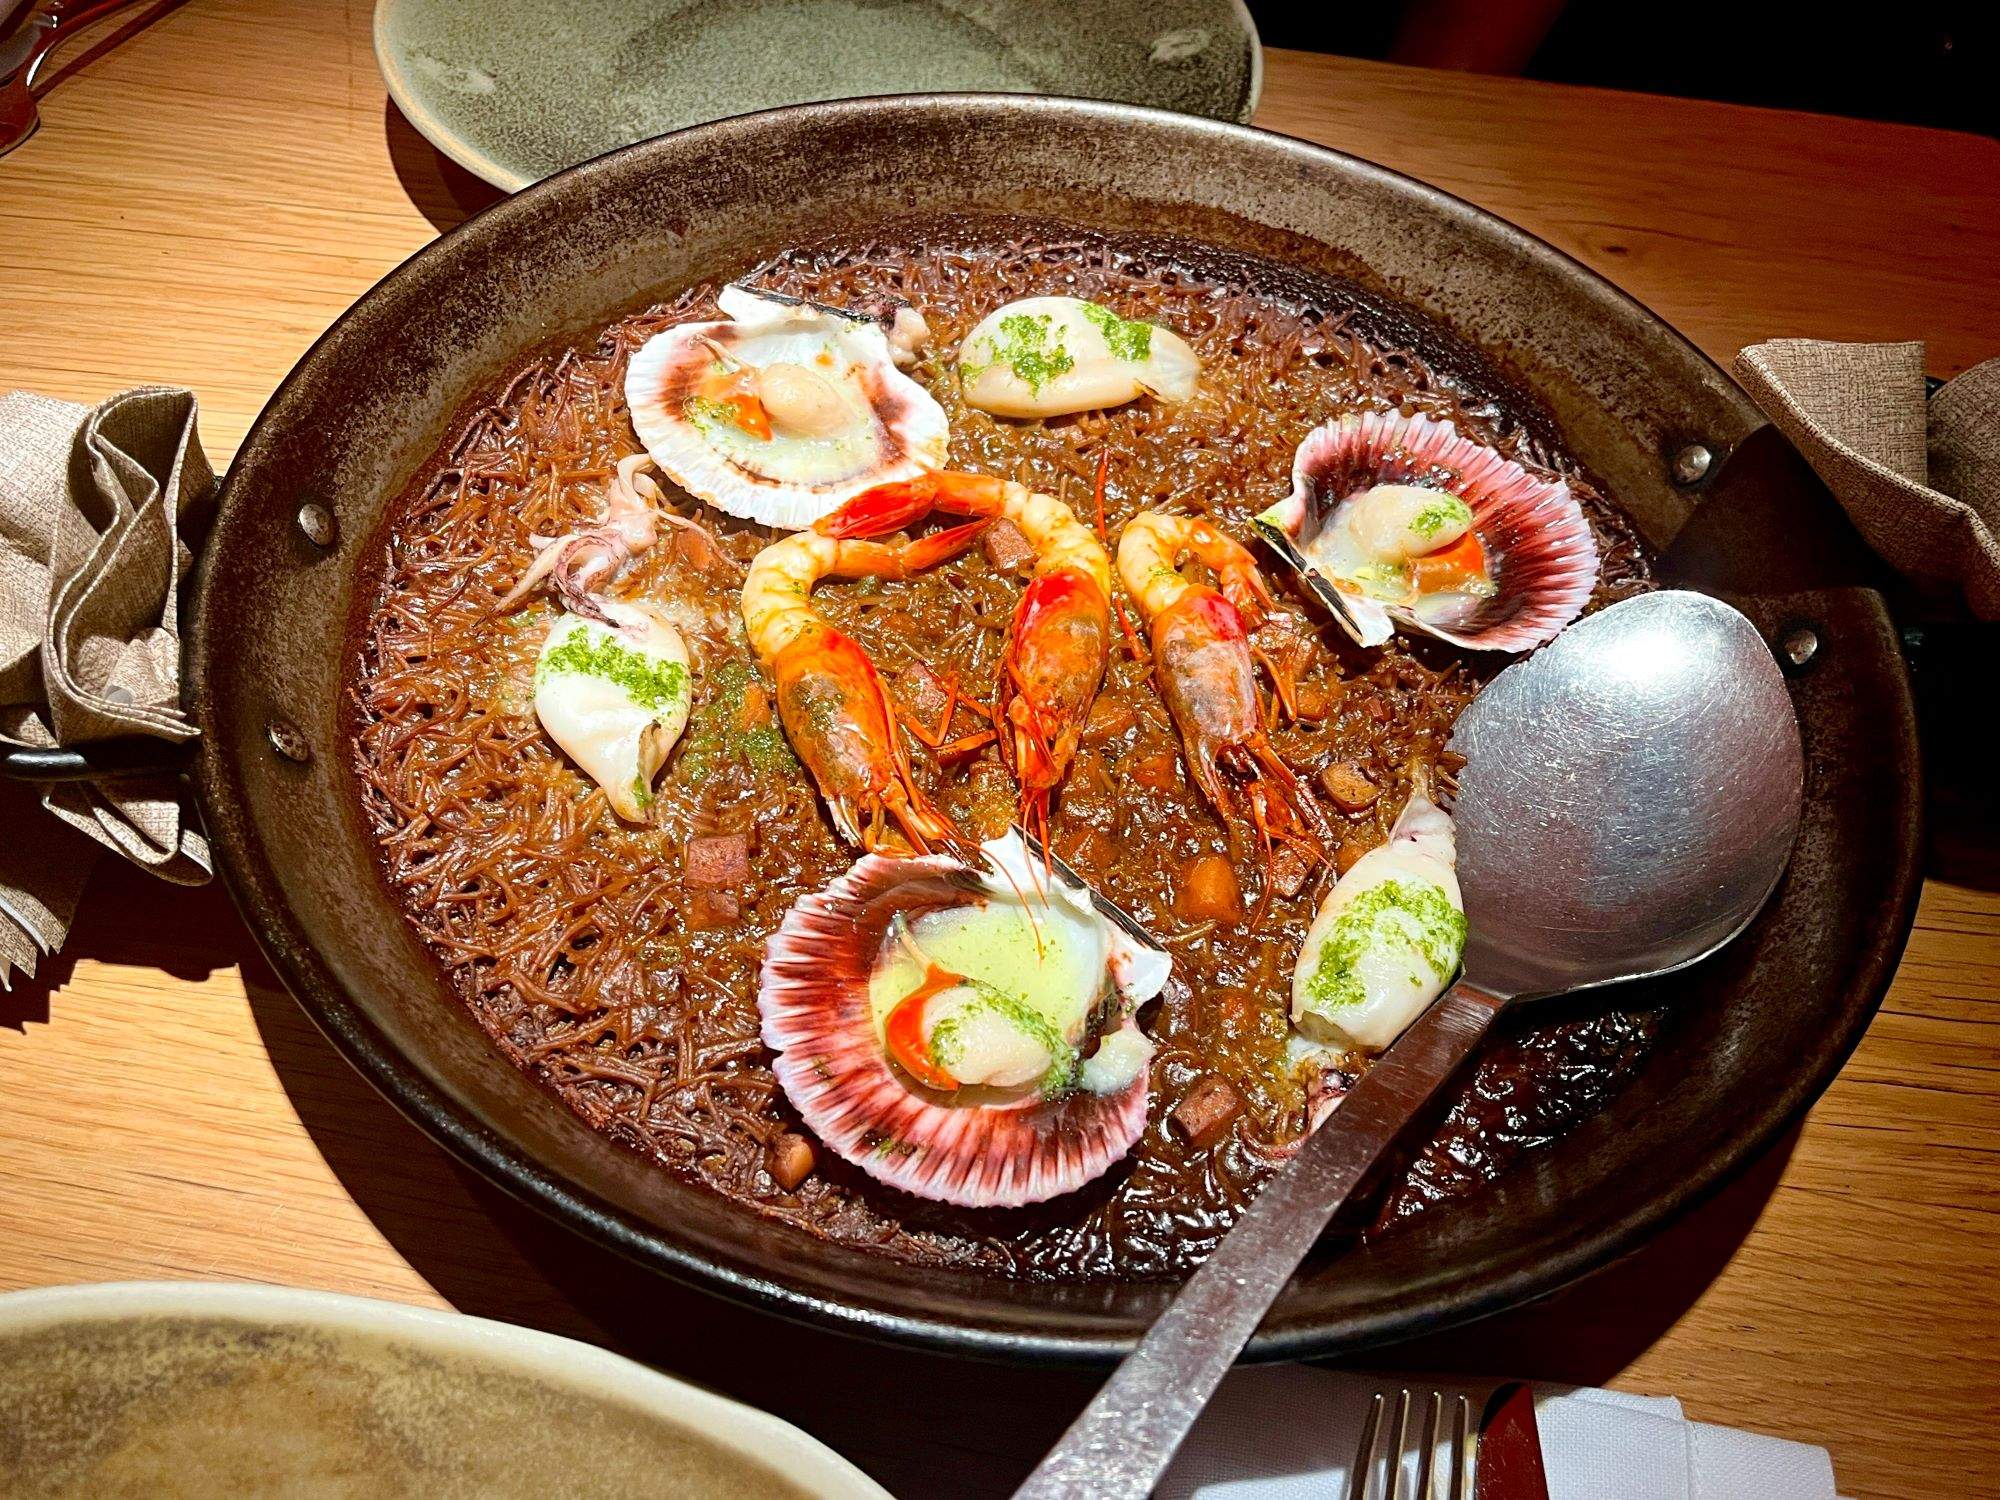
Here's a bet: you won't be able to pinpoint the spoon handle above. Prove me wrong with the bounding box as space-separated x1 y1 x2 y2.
1013 981 1509 1500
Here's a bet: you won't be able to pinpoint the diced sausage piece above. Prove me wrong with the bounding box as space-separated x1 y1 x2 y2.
1361 695 1392 723
1063 827 1118 872
1174 855 1244 924
1082 695 1139 744
897 659 950 731
1170 1074 1244 1150
676 524 716 572
685 834 750 889
687 889 741 930
770 1132 816 1190
1318 761 1380 814
1126 750 1180 790
1292 674 1342 721
1334 831 1381 876
981 518 1036 574
1270 843 1314 900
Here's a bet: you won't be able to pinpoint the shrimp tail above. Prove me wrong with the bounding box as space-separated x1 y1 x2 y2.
880 518 992 576
818 472 1009 538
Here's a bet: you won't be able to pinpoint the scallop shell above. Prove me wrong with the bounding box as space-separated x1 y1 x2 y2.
758 846 1156 1208
1253 411 1598 652
625 287 949 531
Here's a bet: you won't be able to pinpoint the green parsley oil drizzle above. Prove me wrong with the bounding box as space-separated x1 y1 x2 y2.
925 978 1079 1096
683 395 747 436
966 312 1075 395
1078 300 1154 362
537 627 688 715
1411 494 1473 540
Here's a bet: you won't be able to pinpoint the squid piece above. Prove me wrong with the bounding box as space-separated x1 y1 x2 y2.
1290 783 1466 1053
533 599 694 821
956 296 1199 419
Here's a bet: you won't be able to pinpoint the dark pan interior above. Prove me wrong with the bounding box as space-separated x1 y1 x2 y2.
189 96 1922 1361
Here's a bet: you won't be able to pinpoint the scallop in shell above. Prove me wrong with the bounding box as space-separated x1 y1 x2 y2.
1253 411 1598 652
625 285 949 531
758 832 1170 1208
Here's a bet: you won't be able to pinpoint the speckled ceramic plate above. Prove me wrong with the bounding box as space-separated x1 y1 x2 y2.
0 1283 889 1499
374 0 1260 190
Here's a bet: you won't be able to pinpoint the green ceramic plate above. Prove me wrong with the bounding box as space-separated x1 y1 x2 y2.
375 0 1261 191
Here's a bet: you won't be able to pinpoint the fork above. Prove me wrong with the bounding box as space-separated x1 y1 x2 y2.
1346 1388 1475 1500
1 0 155 157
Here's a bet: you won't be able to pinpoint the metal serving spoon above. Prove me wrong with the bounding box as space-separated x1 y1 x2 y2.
1015 590 1804 1499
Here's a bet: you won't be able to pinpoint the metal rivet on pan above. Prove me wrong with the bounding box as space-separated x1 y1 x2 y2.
297 502 338 548
1670 444 1713 486
1779 626 1820 669
267 719 311 763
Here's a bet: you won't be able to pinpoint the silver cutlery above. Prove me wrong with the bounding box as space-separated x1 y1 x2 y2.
2 0 155 158
1350 1388 1475 1500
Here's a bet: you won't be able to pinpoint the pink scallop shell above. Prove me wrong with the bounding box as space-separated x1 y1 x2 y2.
1277 411 1599 652
757 852 1149 1208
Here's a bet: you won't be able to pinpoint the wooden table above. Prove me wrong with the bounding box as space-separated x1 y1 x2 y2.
3 5 1997 1496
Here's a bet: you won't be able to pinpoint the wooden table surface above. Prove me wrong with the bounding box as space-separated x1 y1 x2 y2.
4 5 1998 1496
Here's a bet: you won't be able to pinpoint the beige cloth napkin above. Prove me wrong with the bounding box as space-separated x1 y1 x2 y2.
1735 340 2000 618
0 387 214 989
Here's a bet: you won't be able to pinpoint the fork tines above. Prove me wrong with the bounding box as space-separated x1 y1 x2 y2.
1347 1388 1474 1500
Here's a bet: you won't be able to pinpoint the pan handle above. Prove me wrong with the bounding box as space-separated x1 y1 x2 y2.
0 738 194 782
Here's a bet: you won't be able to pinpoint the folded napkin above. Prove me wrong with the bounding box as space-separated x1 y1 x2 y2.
1162 1365 1840 1499
1735 341 2000 618
0 387 214 988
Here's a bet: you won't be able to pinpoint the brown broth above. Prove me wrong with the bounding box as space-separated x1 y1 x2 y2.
349 222 1659 1280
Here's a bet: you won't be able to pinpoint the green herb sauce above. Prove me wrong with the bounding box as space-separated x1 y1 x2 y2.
537 626 688 715
1411 494 1474 540
674 657 798 782
966 312 1075 395
926 978 1079 1095
1348 560 1412 598
683 395 746 437
1078 300 1154 362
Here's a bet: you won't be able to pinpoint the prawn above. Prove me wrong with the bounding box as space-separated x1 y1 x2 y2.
1117 510 1333 919
817 471 1112 843
741 522 990 857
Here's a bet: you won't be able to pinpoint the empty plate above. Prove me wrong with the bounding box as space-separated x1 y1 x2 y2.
375 0 1261 190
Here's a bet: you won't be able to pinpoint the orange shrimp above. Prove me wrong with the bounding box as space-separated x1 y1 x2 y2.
817 471 1112 844
741 521 989 857
1117 510 1333 918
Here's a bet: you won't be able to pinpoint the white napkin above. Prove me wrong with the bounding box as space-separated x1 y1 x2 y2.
1160 1366 1839 1499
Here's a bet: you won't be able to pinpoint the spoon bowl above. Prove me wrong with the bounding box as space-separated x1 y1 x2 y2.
1454 590 1804 999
